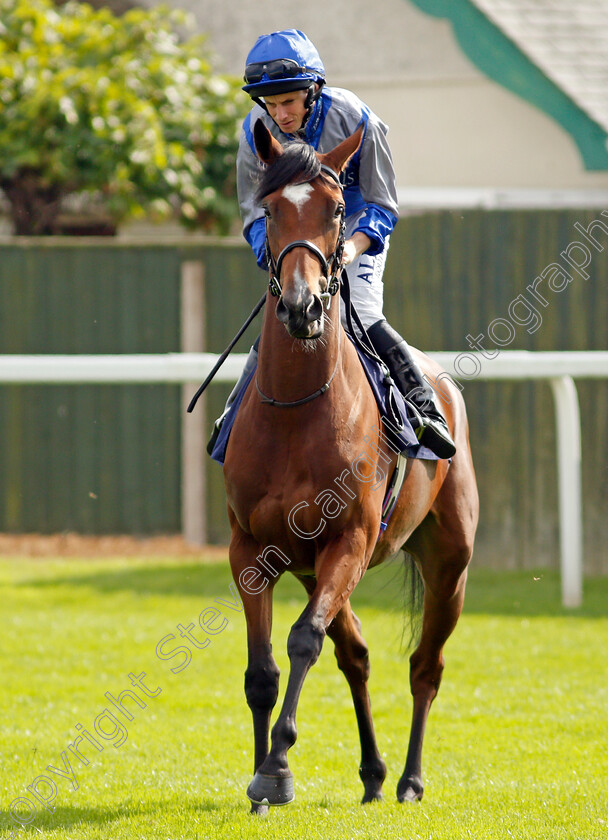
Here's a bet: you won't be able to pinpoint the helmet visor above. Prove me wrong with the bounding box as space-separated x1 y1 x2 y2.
244 58 310 85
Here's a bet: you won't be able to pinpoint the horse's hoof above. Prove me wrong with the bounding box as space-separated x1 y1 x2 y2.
250 801 269 816
359 760 387 804
397 775 424 803
247 771 294 806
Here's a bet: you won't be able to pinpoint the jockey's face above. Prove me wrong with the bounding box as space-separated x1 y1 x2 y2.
263 89 309 133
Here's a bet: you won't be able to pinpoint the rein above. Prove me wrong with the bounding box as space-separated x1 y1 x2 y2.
257 163 345 409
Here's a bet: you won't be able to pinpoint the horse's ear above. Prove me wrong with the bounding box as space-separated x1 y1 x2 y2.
253 119 284 165
318 124 364 175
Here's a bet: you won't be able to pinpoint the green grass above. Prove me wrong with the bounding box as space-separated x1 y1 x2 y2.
1 554 606 839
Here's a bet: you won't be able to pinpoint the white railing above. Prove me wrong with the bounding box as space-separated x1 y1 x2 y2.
2 350 607 607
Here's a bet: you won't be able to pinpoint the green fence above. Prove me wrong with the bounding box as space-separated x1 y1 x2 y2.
384 210 607 575
0 209 606 573
0 242 183 533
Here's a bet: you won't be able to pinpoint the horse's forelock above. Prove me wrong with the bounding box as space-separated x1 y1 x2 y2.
255 142 322 203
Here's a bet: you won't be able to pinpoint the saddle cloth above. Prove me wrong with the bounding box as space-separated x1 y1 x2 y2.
209 337 439 466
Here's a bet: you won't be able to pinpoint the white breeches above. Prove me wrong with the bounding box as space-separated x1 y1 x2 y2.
340 212 389 330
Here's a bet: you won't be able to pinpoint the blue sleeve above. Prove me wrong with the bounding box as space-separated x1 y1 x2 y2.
356 204 398 256
244 217 268 269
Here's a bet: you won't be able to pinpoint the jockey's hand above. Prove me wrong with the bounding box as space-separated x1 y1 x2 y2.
342 232 372 267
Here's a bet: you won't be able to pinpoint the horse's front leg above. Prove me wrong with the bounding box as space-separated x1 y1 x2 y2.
229 525 280 815
247 536 369 807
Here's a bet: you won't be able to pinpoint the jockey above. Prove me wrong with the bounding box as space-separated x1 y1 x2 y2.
209 29 456 459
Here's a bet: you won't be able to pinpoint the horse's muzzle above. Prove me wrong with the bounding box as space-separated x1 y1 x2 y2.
276 287 324 339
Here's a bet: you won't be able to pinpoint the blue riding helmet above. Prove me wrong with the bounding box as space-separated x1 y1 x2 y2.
242 29 326 99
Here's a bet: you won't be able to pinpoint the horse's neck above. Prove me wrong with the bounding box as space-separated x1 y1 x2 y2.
257 295 342 405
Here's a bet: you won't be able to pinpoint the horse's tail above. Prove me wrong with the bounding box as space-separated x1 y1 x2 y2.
401 550 424 651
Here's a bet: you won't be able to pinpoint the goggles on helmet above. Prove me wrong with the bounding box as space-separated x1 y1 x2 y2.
244 58 313 85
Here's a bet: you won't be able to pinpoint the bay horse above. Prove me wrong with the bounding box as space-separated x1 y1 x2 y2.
223 119 479 811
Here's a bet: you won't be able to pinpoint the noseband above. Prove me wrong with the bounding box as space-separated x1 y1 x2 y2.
265 164 346 306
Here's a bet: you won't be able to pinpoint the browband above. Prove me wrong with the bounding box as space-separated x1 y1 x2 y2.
319 164 341 186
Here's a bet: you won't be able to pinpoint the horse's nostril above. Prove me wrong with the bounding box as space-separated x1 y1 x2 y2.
276 297 290 324
306 295 323 323
276 289 322 329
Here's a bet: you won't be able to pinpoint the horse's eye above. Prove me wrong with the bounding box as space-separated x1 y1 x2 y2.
263 207 271 218
334 205 344 218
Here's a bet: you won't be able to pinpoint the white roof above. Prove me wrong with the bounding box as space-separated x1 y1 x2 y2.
470 0 608 133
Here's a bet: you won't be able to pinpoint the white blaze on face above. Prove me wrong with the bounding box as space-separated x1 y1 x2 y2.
281 182 313 216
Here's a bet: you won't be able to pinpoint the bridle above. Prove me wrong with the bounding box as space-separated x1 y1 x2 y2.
257 163 345 408
265 164 346 307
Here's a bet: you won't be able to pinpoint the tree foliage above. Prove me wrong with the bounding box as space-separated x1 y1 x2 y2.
0 0 248 234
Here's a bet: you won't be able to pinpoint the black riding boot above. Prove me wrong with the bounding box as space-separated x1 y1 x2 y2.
367 320 456 459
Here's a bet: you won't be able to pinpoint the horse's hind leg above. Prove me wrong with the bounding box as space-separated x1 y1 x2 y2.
327 600 387 803
398 521 473 802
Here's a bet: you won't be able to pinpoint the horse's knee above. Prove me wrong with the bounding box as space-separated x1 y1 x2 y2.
245 658 280 712
287 620 325 666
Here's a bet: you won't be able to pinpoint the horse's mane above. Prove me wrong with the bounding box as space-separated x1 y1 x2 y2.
255 141 324 202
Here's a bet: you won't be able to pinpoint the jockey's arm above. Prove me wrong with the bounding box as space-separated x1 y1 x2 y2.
342 232 372 267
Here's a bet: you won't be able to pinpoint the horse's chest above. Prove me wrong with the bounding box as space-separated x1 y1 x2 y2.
225 440 358 543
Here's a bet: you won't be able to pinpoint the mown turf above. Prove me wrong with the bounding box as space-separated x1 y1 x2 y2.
0 554 606 839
